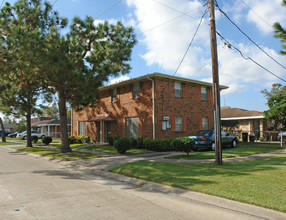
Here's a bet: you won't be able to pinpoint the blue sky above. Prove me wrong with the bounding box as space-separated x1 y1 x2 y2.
2 0 286 117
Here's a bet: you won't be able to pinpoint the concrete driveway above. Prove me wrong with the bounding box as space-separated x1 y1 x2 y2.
0 145 286 220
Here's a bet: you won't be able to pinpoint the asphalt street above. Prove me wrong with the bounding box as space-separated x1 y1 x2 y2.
0 145 286 220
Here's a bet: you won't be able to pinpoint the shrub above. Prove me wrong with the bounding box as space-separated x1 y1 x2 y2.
143 138 174 152
137 136 144 148
171 137 195 155
129 136 137 148
85 136 90 143
107 136 114 145
76 135 85 144
42 136 53 145
68 135 76 144
114 137 131 154
32 135 38 143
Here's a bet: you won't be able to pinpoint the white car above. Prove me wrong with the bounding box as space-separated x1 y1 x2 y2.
16 131 46 140
277 132 286 142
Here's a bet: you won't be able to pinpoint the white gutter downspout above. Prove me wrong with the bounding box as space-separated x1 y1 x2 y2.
147 75 155 139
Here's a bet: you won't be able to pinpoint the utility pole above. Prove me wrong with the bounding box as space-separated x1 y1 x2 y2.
208 0 222 165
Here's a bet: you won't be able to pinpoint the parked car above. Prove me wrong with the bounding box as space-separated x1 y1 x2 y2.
8 131 19 138
277 131 286 142
0 130 11 137
16 131 46 140
188 129 238 151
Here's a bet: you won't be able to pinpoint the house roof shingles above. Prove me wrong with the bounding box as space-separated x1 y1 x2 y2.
221 107 265 120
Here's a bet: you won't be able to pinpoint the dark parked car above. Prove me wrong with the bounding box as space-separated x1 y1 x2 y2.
188 129 238 151
8 132 19 138
0 130 11 137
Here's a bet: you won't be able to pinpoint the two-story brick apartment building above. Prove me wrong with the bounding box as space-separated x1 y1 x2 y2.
72 73 228 143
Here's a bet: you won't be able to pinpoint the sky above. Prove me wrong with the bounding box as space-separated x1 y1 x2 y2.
1 0 286 119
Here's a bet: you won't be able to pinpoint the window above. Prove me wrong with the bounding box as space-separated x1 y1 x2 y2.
202 117 208 130
201 87 208 101
175 116 183 132
78 121 86 136
174 82 182 98
133 82 140 98
111 88 117 102
126 117 139 138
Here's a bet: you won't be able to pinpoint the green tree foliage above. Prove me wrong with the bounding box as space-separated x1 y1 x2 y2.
274 0 286 54
262 84 286 129
0 0 60 147
0 0 135 153
40 14 135 153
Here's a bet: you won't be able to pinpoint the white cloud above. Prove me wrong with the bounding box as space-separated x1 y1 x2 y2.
235 0 286 34
126 0 286 94
109 76 130 85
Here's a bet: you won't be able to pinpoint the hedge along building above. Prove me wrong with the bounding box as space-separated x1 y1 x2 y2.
72 73 228 143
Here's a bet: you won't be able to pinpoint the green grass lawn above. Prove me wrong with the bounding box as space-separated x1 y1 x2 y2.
111 154 286 213
14 146 103 161
0 141 21 145
51 143 86 149
80 145 153 155
166 142 285 160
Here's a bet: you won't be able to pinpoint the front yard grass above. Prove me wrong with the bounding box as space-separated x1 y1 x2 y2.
166 142 285 160
110 154 286 213
80 145 153 155
14 146 103 161
0 141 21 145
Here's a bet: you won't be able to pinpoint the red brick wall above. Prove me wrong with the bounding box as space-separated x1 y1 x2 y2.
72 79 153 141
72 77 214 141
153 78 214 139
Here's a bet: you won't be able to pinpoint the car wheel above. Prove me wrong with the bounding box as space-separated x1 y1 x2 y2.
41 135 45 139
232 139 237 148
22 136 27 140
212 142 215 151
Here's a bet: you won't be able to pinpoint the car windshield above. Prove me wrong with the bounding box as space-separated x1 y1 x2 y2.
193 130 212 136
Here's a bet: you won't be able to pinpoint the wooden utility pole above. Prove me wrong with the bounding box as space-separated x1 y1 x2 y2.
208 0 222 165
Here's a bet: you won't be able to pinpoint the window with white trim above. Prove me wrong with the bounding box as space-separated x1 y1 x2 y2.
78 121 86 136
133 82 140 98
201 87 208 101
174 82 182 98
111 88 117 102
202 117 208 130
175 116 183 132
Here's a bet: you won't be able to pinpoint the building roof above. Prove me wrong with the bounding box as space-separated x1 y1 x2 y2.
100 72 228 91
32 118 71 126
221 107 265 120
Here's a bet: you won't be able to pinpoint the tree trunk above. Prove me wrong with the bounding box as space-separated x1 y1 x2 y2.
58 88 72 153
26 109 33 147
0 117 6 142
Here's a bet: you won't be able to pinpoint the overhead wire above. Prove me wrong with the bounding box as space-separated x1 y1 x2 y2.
215 1 286 71
173 9 207 76
0 0 5 8
144 6 204 33
94 0 122 20
239 0 273 28
216 31 286 83
52 0 58 6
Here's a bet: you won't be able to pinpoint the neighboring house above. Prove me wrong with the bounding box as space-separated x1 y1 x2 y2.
72 73 228 143
3 124 14 132
221 107 265 141
31 117 71 138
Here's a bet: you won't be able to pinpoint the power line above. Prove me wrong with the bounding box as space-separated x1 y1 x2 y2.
215 2 286 71
52 0 58 6
216 31 286 83
144 6 204 33
94 0 122 20
0 0 5 8
239 0 273 28
151 0 208 23
173 9 207 76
